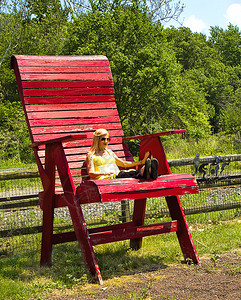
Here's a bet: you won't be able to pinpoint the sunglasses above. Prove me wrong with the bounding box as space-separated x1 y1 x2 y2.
101 137 110 142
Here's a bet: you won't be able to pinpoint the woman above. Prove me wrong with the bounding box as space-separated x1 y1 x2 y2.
86 129 159 180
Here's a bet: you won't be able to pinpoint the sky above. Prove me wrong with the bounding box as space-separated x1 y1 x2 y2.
166 0 241 36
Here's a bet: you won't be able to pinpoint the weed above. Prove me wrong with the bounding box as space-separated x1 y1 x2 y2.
210 254 220 267
226 263 241 275
108 282 153 300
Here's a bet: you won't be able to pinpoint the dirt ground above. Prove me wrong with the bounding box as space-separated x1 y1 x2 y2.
46 250 241 300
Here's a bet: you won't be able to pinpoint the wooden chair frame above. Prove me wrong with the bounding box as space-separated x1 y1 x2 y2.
11 54 199 284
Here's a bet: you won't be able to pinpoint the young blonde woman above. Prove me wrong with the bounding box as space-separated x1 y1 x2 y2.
86 129 159 180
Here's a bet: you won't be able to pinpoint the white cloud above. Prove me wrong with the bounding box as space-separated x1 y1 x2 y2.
225 4 241 28
183 15 207 34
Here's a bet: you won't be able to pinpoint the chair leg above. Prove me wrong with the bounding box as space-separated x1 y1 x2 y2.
40 193 55 266
52 143 103 284
40 143 56 266
130 198 146 250
67 195 103 284
165 195 199 263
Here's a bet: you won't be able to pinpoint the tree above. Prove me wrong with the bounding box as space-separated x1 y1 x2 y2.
0 0 25 67
219 87 241 135
0 0 70 161
65 0 184 22
0 0 69 103
64 4 211 137
164 27 220 70
0 100 33 161
209 24 241 67
165 26 241 133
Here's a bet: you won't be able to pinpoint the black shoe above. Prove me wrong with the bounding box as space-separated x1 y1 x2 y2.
143 158 151 179
151 158 159 180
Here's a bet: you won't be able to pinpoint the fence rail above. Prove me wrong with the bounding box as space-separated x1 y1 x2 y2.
1 154 241 256
168 153 241 166
1 154 240 181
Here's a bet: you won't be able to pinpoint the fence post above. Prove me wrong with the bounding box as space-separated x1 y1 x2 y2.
121 200 131 222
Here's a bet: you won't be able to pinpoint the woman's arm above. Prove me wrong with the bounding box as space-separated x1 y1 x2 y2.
114 151 150 168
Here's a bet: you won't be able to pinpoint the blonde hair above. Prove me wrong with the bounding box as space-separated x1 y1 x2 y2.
88 129 109 155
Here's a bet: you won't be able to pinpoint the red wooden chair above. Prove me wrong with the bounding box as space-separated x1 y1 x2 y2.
11 55 199 284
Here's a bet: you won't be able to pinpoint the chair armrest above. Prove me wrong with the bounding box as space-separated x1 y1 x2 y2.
123 130 186 141
29 134 87 148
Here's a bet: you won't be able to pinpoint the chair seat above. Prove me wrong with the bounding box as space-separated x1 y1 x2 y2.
76 173 199 204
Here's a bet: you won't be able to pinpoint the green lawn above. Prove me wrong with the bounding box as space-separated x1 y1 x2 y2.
0 218 241 300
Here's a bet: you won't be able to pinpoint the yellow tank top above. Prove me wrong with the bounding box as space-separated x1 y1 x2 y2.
93 149 120 180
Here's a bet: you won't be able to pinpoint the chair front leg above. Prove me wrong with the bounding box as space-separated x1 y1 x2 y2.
130 198 147 250
40 143 56 266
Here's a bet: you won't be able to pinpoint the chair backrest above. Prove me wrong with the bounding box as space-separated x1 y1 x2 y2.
11 55 132 187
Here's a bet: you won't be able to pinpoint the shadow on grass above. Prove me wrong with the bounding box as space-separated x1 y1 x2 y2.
0 240 169 286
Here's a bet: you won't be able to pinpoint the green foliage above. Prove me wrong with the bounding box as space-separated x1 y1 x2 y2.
0 100 33 162
0 0 241 161
64 5 212 137
165 27 217 70
165 26 241 134
209 24 241 67
163 133 241 159
219 87 241 134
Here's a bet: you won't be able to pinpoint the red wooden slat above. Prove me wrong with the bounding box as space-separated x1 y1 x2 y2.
25 102 116 112
36 168 83 182
37 143 126 158
24 95 115 105
90 221 178 246
35 136 124 150
39 151 126 165
30 134 87 148
23 87 114 97
51 231 76 244
22 80 113 89
20 73 112 81
17 56 108 65
19 66 111 73
100 186 199 202
51 150 127 163
32 127 122 143
15 54 107 60
38 153 126 166
98 178 197 194
51 220 178 244
88 222 137 234
31 122 122 134
67 169 85 177
92 173 195 186
31 123 122 135
63 136 124 147
27 108 119 119
18 60 109 67
29 116 121 127
32 132 124 144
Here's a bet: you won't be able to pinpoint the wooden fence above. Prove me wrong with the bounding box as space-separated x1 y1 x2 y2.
0 154 241 255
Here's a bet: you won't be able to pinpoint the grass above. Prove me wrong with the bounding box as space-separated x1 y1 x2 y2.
0 133 240 299
0 218 241 300
162 133 241 160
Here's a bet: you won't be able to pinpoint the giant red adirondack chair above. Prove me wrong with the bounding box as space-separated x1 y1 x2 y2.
11 55 199 284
